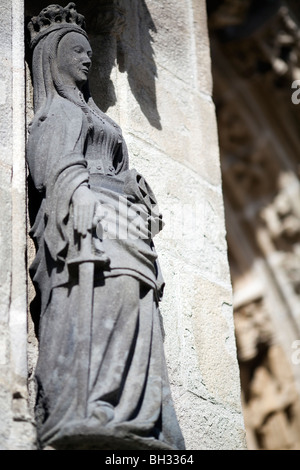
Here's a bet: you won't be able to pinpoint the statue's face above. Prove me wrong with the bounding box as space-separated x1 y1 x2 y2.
57 32 92 90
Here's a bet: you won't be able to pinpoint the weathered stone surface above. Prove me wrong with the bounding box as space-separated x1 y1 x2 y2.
99 0 244 449
25 2 185 450
125 138 230 285
171 388 246 451
6 0 245 451
121 77 221 186
0 0 35 450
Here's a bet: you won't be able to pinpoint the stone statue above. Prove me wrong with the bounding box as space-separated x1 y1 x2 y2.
26 3 185 451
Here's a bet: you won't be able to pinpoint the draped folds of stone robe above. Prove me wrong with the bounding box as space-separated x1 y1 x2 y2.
27 93 185 450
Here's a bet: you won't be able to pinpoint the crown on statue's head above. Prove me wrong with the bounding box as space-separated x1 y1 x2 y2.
28 3 86 47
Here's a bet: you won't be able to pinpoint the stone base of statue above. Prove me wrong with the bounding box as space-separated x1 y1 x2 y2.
44 421 175 451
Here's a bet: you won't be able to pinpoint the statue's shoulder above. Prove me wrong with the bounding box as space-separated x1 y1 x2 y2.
34 96 87 145
49 95 84 120
49 95 82 115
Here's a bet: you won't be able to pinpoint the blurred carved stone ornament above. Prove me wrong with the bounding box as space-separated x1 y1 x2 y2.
26 3 185 451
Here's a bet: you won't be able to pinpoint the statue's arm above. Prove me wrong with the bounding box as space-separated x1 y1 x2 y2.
114 135 130 174
27 99 89 190
72 185 100 236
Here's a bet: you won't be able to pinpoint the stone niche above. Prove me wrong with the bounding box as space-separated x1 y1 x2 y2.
0 0 246 450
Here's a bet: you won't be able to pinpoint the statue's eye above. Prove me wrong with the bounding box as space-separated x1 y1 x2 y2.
73 47 83 54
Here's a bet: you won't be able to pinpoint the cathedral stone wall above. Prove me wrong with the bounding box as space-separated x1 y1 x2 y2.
0 0 246 450
111 0 245 450
0 0 35 450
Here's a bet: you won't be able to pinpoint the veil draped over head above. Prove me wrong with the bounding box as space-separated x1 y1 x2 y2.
30 25 94 129
26 22 95 321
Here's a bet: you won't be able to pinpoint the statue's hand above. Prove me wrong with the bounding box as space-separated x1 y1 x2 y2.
72 185 99 236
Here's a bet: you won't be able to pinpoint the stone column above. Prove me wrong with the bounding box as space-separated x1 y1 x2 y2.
0 0 35 449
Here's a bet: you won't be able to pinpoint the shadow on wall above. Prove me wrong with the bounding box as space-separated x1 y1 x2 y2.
25 0 162 130
119 0 162 130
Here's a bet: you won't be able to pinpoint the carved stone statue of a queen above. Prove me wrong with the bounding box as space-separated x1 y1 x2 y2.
26 3 184 450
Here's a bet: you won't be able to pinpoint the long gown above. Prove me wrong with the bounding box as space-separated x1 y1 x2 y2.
26 92 185 450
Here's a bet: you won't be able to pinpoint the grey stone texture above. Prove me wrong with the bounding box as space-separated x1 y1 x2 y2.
25 4 184 448
0 0 35 449
0 0 246 450
103 0 246 450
